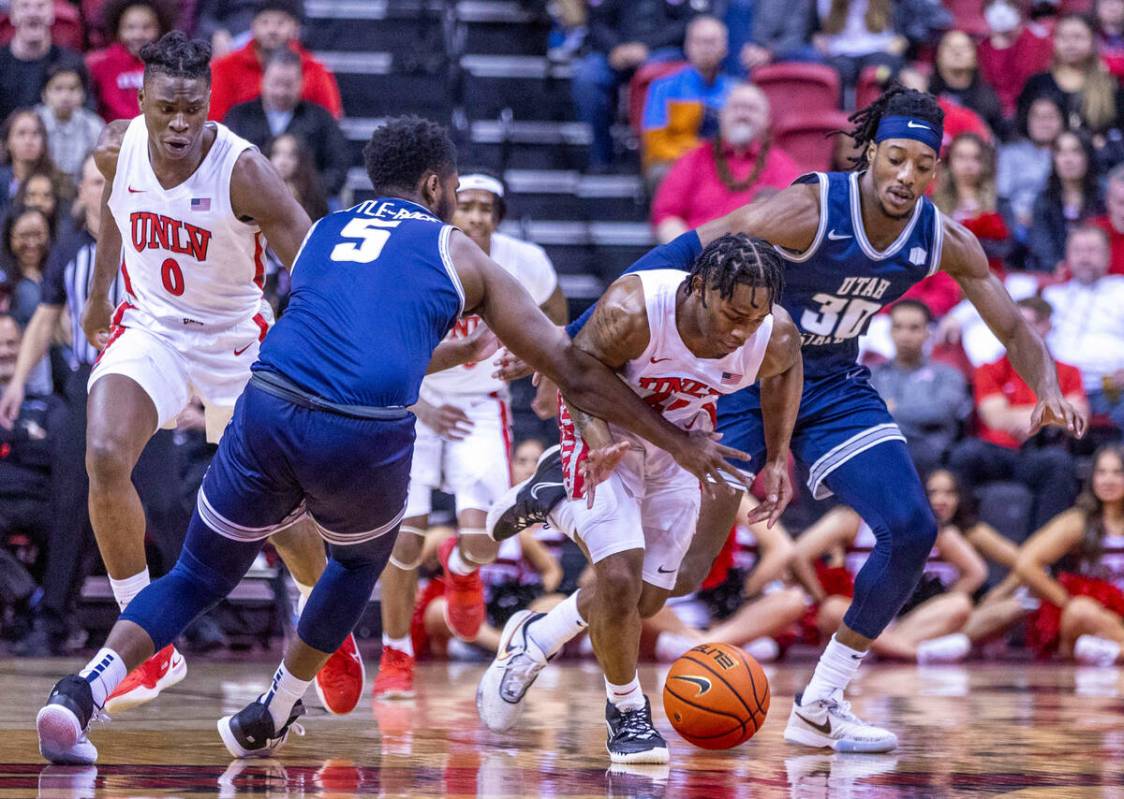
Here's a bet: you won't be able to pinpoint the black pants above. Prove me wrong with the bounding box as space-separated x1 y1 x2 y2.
948 438 1078 534
38 365 186 621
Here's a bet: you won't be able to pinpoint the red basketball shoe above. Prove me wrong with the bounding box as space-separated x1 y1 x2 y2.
437 536 484 640
372 645 416 699
104 644 186 715
315 632 365 715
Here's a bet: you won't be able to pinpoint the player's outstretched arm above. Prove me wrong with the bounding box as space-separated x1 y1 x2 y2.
82 120 129 349
745 306 803 527
230 149 313 270
451 232 751 491
940 218 1086 439
696 182 822 251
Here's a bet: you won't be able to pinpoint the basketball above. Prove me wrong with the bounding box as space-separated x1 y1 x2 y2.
662 643 770 750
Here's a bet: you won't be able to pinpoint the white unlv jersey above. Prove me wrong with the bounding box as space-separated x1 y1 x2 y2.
108 116 267 331
616 269 773 443
422 231 557 397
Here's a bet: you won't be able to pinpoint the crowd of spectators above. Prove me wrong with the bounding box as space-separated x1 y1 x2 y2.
0 0 1122 666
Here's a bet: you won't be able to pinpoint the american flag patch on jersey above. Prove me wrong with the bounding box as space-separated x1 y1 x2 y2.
721 372 741 385
190 197 211 211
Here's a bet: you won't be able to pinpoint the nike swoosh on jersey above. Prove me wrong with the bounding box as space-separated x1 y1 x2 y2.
656 565 676 574
650 356 672 363
795 711 833 735
128 186 145 193
233 343 254 356
827 230 852 240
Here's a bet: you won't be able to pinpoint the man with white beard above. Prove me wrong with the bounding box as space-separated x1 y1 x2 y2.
651 82 801 243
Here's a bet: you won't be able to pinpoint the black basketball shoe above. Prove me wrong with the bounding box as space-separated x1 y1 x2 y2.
605 698 669 764
37 675 99 764
486 444 566 541
218 697 306 758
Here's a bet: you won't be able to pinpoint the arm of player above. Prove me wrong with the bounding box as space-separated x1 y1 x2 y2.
426 323 499 374
935 526 988 595
81 120 129 349
1013 509 1085 607
230 149 313 270
696 181 822 250
941 219 1086 439
452 232 752 491
745 306 803 528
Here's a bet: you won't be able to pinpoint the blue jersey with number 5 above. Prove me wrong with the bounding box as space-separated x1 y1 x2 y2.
254 198 464 407
780 171 944 378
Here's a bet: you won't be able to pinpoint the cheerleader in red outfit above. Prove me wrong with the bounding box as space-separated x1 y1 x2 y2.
1016 444 1124 665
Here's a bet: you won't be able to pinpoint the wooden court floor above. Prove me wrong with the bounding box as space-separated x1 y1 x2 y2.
4 657 1124 798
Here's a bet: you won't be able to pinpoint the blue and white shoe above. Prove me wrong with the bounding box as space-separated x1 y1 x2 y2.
784 691 898 753
476 610 549 732
218 697 306 759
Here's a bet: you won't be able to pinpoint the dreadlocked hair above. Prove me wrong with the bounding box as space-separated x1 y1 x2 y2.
139 31 212 84
837 82 944 170
686 233 785 309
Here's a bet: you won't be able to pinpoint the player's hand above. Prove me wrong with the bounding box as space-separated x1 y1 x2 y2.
463 325 500 365
744 458 793 529
491 349 534 381
670 431 753 498
0 382 24 430
531 376 559 419
417 403 474 440
1030 394 1087 439
579 440 630 509
81 295 114 350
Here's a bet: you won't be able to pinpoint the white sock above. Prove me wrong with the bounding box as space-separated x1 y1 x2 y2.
654 632 696 663
261 663 312 731
606 673 645 712
382 633 414 657
109 568 150 612
447 543 477 576
743 637 781 663
79 647 128 710
527 590 588 658
802 634 867 705
294 580 315 616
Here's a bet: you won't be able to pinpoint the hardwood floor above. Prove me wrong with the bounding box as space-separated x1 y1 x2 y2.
4 657 1124 797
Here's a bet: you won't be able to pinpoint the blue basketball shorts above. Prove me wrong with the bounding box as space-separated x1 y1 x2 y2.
196 381 416 546
717 366 907 499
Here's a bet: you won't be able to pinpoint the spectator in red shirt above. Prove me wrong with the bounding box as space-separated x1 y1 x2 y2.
651 82 800 242
1090 162 1124 275
84 0 174 122
207 0 342 123
978 0 1054 119
949 297 1088 536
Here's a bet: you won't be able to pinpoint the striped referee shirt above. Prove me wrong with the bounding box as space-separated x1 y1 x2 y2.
41 218 124 369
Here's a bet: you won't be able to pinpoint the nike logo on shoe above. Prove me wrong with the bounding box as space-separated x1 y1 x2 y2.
169 655 183 672
795 711 833 735
529 482 564 500
827 230 852 241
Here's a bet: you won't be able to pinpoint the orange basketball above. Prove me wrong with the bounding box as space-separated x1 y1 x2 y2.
662 642 770 749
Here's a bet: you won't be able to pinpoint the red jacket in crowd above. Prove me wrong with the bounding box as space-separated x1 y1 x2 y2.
86 42 144 122
977 24 1053 119
208 40 343 123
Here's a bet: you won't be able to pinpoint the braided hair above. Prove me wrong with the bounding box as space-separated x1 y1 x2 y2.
140 31 212 84
838 82 944 170
686 233 785 309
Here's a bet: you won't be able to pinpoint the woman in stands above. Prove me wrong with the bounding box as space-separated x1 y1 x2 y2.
790 469 992 662
1014 444 1124 665
1026 130 1103 273
933 133 1011 278
647 493 808 664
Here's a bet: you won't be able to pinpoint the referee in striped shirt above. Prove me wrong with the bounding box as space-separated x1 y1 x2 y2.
0 152 177 655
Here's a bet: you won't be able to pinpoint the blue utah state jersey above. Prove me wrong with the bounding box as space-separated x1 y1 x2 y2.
255 198 464 408
777 171 944 378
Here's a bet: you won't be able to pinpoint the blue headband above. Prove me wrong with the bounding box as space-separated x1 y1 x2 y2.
874 115 942 153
